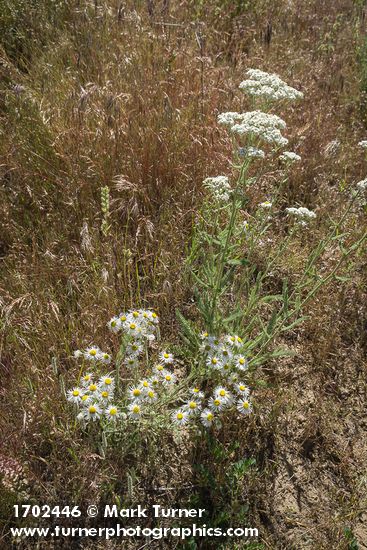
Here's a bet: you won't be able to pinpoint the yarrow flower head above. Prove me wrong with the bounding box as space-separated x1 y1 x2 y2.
203 176 232 202
280 151 301 163
230 111 288 147
238 146 265 159
286 206 316 226
239 69 303 101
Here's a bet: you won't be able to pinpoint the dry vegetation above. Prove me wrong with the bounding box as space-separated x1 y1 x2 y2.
0 0 367 548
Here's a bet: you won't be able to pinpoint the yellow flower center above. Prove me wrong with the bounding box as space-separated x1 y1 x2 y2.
101 391 109 398
103 354 109 360
214 399 220 407
130 323 136 330
132 405 140 414
156 365 164 371
239 385 246 391
243 401 249 409
189 402 197 409
211 358 218 365
104 378 112 385
164 353 169 359
81 395 88 402
230 336 235 342
165 375 171 381
142 381 149 387
120 315 126 322
89 406 97 414
193 388 199 393
224 364 230 370
111 321 116 327
148 391 155 398
237 337 243 343
89 349 97 356
207 413 213 421
219 390 226 397
109 408 117 416
177 412 183 420
89 384 97 392
132 311 139 318
72 390 80 397
133 389 141 397
239 358 245 365
83 375 91 381
152 313 157 318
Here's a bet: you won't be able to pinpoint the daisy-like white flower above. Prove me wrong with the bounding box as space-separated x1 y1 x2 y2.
144 389 157 402
67 387 83 404
128 386 144 401
78 404 102 422
190 388 204 400
200 331 210 340
85 346 102 360
237 398 253 415
222 362 233 375
172 409 189 426
126 342 143 357
123 320 143 338
128 402 142 420
184 400 201 415
139 379 151 392
99 375 115 391
200 408 215 428
154 363 165 374
80 394 91 405
243 220 250 232
73 350 83 359
97 389 113 404
148 375 161 388
129 310 141 320
159 351 174 364
235 356 248 371
106 405 120 421
214 387 232 404
87 383 99 395
208 396 226 412
125 356 139 369
225 335 243 348
235 382 250 397
107 316 121 333
161 371 176 386
206 356 223 370
119 312 128 323
259 201 272 209
219 346 232 361
101 352 112 364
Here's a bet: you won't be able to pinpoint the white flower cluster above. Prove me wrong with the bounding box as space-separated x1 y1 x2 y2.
239 69 303 101
67 373 121 423
203 175 232 202
356 177 367 192
228 111 288 147
74 347 112 364
239 146 265 159
126 352 177 420
358 140 367 149
280 151 301 163
172 333 253 429
286 206 316 226
107 309 159 368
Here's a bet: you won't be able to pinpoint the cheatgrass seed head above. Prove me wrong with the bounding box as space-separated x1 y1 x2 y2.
172 409 189 426
200 408 215 428
237 398 253 415
67 387 83 404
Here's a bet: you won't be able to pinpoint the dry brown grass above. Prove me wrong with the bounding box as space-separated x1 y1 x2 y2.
1 0 367 548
